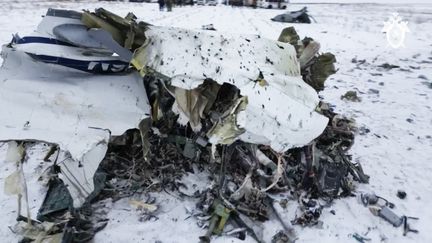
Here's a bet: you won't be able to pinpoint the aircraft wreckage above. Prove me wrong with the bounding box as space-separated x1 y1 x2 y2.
0 8 381 243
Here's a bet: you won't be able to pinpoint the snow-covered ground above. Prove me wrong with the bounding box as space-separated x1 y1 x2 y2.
0 1 431 242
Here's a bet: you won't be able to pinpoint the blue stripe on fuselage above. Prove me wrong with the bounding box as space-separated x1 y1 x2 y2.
26 53 128 74
14 36 76 47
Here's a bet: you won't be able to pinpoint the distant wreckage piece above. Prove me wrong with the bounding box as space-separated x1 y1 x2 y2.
271 7 313 24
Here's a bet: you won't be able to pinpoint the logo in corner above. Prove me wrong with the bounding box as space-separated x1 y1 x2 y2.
382 13 410 49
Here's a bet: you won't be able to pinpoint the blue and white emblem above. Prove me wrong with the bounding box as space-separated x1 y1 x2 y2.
382 13 409 49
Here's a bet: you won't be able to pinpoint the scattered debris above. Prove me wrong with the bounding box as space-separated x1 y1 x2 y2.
359 126 371 135
421 81 432 89
351 58 366 65
202 24 216 31
370 73 383 76
378 63 400 70
402 216 419 236
352 232 371 243
271 7 313 24
129 199 158 212
418 74 428 80
341 91 362 102
271 230 292 243
368 88 380 95
292 198 323 227
377 206 403 227
397 190 407 199
360 192 419 236
277 27 337 91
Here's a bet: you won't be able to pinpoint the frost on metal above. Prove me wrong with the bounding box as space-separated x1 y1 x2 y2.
132 26 328 152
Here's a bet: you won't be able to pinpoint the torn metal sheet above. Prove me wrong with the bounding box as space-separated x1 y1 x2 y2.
271 7 312 24
132 26 328 152
206 97 248 145
53 24 133 62
173 79 221 131
25 9 132 73
0 44 150 206
81 8 148 50
53 24 106 49
12 35 128 74
88 28 133 62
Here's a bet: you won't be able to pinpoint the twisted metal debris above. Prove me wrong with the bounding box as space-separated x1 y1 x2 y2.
0 8 370 243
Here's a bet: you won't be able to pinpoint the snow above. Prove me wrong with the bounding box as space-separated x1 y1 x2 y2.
0 1 431 243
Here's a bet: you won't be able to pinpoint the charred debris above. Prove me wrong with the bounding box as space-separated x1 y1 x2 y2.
0 7 385 243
